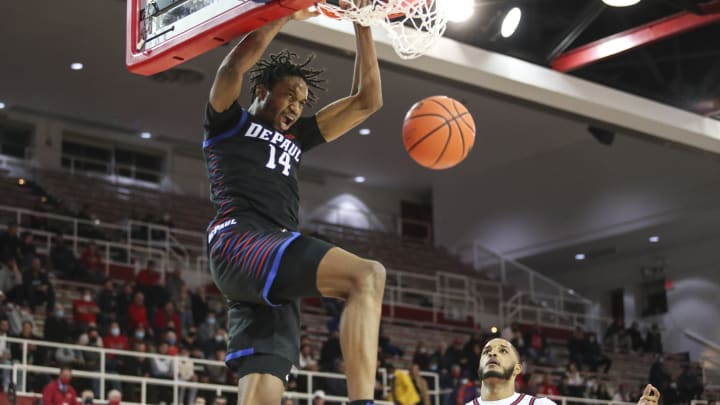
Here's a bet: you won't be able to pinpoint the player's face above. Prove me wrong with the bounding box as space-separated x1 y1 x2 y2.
478 338 520 382
258 75 309 132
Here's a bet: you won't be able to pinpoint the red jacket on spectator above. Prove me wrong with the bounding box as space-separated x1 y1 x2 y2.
73 299 99 325
136 268 160 287
540 383 559 396
104 333 129 360
153 310 181 338
80 247 104 272
42 378 78 405
127 303 149 330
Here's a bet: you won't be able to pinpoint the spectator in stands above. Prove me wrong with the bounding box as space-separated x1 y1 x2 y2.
22 256 55 313
6 303 35 336
412 341 431 371
446 338 465 368
119 341 150 402
567 328 586 369
323 359 349 404
136 259 161 288
0 257 23 303
0 318 11 392
0 222 21 263
526 326 547 364
582 333 611 373
42 366 78 405
175 284 195 330
464 331 486 359
615 327 632 353
649 356 671 400
451 373 478 405
127 291 149 331
645 324 663 354
54 335 84 369
677 365 703 403
613 384 631 402
77 325 103 395
191 286 210 326
97 279 118 331
11 320 46 391
204 327 228 358
385 363 420 405
565 363 585 398
107 389 122 405
104 321 129 381
197 312 218 343
299 343 318 371
409 364 431 405
627 322 645 353
206 349 229 385
115 282 135 330
153 301 182 338
313 390 326 405
73 287 100 331
44 303 71 343
149 341 174 403
165 268 183 299
320 329 342 372
18 232 37 268
593 383 611 400
165 330 180 355
178 346 199 405
50 234 85 281
379 332 404 359
80 242 105 283
510 325 528 358
539 373 559 396
182 326 202 351
431 341 453 373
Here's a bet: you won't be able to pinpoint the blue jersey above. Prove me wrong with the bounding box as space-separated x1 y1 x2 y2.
202 101 325 230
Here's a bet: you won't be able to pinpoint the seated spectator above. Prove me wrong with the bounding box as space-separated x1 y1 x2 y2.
379 333 404 359
80 242 105 283
510 325 528 358
115 282 135 329
0 222 21 263
565 363 585 397
18 232 37 268
11 321 46 391
197 312 218 343
136 260 161 289
430 341 452 373
153 301 181 338
526 326 547 363
50 235 86 281
127 291 150 331
54 335 84 369
582 334 611 373
44 303 71 343
148 342 173 403
119 341 150 402
42 366 78 405
299 343 318 371
73 288 100 331
567 328 586 369
7 303 35 336
203 327 228 358
319 329 342 372
103 321 129 374
22 256 55 313
627 322 645 353
677 365 704 402
191 286 210 326
412 341 431 371
107 389 122 405
612 384 630 402
539 373 559 396
97 279 119 330
645 323 663 354
0 258 23 304
593 383 612 400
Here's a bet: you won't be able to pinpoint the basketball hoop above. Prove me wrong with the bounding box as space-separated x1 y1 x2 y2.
316 0 448 59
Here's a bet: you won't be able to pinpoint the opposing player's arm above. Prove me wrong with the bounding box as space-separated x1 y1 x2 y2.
209 8 320 113
316 22 382 142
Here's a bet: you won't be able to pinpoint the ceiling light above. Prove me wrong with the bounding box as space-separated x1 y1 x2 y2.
602 0 642 7
445 0 474 23
575 253 586 261
18 179 26 186
501 7 522 38
490 326 498 334
140 132 152 139
70 62 84 71
358 128 371 136
353 176 366 183
0 102 5 109
649 235 660 243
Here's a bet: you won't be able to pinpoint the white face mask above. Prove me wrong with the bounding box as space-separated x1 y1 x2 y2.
84 294 91 302
111 327 120 337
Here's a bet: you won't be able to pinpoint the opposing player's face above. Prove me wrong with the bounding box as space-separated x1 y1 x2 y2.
259 75 308 132
478 338 520 382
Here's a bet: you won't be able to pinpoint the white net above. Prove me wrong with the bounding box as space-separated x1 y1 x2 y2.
316 0 448 59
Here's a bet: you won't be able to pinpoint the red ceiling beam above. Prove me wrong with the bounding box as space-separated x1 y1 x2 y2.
552 0 720 72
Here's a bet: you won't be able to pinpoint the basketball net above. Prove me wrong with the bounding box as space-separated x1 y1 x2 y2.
316 0 448 60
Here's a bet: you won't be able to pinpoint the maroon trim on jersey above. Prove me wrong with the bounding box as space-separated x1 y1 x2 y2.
529 397 537 405
473 398 481 405
510 393 527 405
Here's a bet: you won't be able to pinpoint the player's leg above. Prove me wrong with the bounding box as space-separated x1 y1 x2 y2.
237 373 284 405
315 247 386 402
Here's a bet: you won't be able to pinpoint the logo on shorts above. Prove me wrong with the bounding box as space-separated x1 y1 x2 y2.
208 219 237 243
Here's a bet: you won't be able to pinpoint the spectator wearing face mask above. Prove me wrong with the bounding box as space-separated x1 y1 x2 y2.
104 321 129 366
197 312 218 343
73 288 100 331
204 327 228 358
165 330 180 355
127 291 149 331
42 366 78 405
44 303 71 343
107 389 122 405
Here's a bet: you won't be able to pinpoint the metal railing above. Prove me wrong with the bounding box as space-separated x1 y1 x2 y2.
0 336 435 405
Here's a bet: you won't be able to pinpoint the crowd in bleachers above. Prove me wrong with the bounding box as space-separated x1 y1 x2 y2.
0 169 711 405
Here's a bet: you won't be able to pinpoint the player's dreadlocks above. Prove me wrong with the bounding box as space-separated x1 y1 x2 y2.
248 50 325 106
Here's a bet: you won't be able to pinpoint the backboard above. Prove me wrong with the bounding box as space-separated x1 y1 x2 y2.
126 0 317 76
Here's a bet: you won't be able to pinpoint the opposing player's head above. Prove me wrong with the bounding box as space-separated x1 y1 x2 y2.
248 50 325 132
478 338 522 384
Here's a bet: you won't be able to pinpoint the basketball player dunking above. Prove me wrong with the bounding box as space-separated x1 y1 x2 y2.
202 1 384 405
469 339 661 405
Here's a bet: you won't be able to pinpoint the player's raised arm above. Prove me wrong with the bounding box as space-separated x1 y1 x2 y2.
209 7 320 113
316 6 383 142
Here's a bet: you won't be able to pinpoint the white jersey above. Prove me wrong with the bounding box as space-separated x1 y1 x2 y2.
466 392 557 405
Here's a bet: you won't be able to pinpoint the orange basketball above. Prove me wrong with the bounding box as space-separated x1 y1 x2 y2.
402 95 476 170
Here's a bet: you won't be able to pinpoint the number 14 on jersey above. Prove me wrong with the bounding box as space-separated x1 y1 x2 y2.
265 144 292 176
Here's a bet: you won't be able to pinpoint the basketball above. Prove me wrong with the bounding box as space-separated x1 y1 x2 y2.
402 95 476 170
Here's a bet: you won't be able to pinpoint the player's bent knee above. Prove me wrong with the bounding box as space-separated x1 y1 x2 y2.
355 259 385 297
